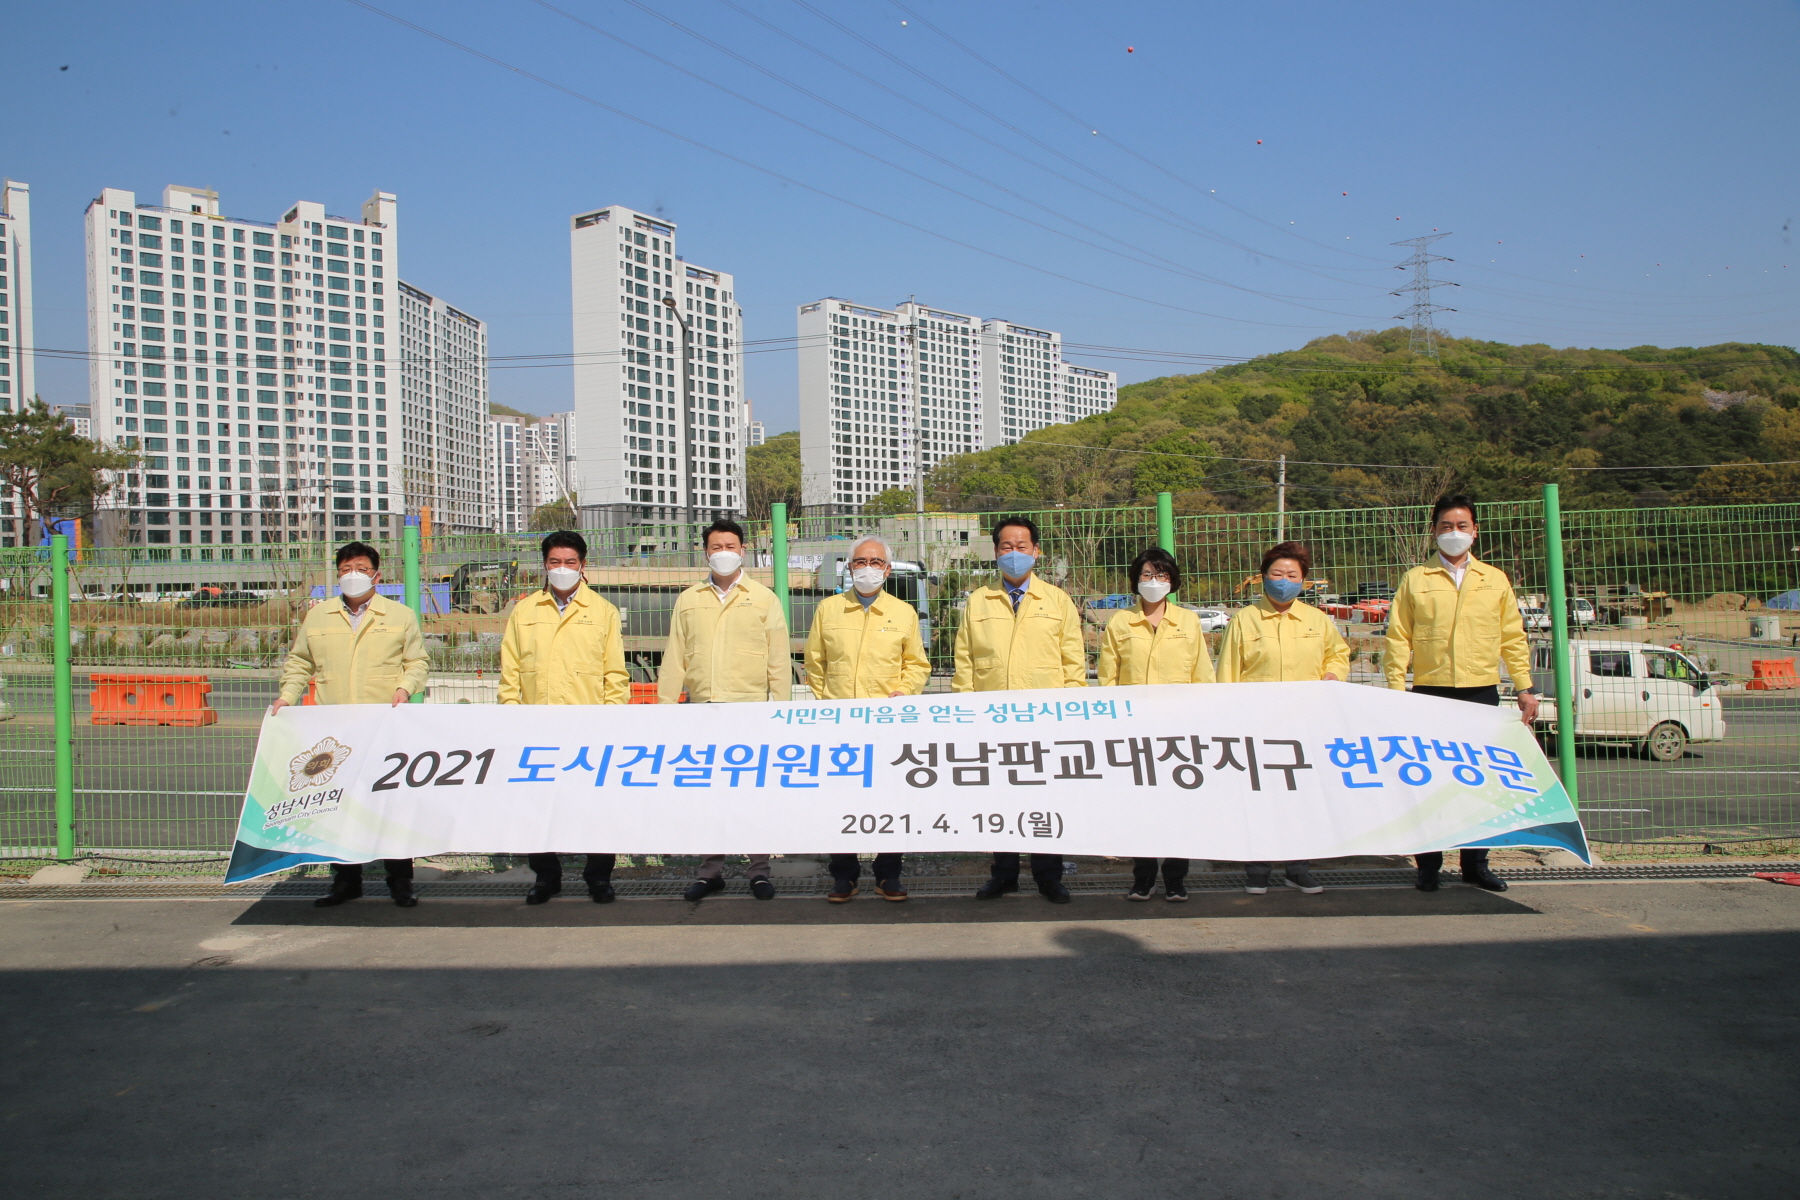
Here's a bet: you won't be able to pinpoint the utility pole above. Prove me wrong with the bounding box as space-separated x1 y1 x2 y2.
1276 453 1287 542
1390 233 1458 359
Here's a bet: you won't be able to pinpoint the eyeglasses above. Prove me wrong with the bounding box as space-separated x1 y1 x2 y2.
849 558 889 569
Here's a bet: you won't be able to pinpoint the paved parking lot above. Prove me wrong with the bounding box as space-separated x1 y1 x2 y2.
2 879 1797 1198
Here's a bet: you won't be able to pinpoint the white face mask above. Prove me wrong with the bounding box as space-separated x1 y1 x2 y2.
707 550 744 578
1436 530 1476 558
851 567 886 595
337 571 374 599
546 567 582 592
1137 579 1172 604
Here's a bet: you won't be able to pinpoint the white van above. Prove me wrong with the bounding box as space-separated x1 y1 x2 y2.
1526 640 1726 761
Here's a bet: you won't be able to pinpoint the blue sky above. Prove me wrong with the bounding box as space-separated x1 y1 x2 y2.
11 0 1799 428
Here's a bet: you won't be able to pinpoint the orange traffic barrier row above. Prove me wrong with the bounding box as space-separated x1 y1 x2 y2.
628 683 686 704
1747 659 1800 690
89 673 219 727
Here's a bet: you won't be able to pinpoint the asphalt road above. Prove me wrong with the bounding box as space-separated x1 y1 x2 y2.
1 689 1793 853
1 880 1796 1198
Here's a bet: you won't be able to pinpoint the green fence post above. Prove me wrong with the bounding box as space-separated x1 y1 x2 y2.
1156 492 1174 554
50 533 75 861
770 502 791 627
403 519 424 704
1541 484 1578 807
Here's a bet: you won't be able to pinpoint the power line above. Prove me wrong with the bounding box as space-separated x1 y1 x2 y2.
342 0 1346 332
528 0 1376 314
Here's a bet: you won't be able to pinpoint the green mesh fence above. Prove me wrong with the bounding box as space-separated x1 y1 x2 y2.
3 498 1794 868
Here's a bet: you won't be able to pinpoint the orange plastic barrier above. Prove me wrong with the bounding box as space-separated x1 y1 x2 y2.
628 683 685 704
89 673 219 727
1747 659 1800 690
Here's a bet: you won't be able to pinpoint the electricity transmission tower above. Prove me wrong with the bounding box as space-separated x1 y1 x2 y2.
1390 233 1458 358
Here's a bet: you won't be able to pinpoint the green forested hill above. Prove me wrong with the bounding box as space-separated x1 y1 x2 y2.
921 329 1800 513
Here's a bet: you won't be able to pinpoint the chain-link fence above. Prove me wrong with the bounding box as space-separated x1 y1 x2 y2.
3 494 1795 870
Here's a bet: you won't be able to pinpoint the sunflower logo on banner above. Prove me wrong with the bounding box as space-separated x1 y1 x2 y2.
289 737 353 793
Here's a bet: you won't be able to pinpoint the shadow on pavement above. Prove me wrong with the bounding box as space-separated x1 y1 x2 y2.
230 886 1538 928
3 925 1795 1198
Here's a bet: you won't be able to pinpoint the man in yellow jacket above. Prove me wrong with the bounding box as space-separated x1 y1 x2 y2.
657 518 790 902
500 530 630 906
803 535 930 903
272 540 429 908
1385 494 1539 894
953 515 1087 904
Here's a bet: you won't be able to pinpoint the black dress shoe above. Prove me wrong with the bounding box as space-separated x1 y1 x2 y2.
974 877 1020 900
1038 881 1072 904
313 883 362 908
1462 865 1509 892
1415 867 1441 892
588 881 616 904
390 884 419 908
683 878 724 902
749 875 776 901
525 882 560 905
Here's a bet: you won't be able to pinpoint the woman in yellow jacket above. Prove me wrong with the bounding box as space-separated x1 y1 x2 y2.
1216 540 1349 897
499 531 630 905
1097 546 1214 903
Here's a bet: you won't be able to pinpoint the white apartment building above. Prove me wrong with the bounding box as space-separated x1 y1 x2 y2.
569 205 745 537
484 409 576 534
486 414 526 534
1 179 33 412
797 298 1115 513
0 179 33 548
83 184 490 558
1059 361 1117 423
396 280 489 535
746 419 767 447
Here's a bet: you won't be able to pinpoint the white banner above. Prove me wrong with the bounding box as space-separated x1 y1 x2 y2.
225 683 1589 882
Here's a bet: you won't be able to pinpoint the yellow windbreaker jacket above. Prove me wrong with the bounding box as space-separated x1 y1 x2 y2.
656 574 792 704
1384 556 1533 690
1096 602 1217 686
803 589 931 700
1214 597 1350 683
499 584 629 706
278 593 429 705
951 576 1087 693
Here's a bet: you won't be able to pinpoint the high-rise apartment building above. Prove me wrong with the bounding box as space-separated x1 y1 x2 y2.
746 419 767 447
569 205 746 535
83 184 490 557
483 408 576 534
0 179 34 548
396 280 489 534
486 413 527 534
797 298 1115 513
1 179 33 413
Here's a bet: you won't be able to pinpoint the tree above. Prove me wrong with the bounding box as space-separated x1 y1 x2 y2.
0 397 137 542
862 487 939 516
528 498 577 530
745 431 800 519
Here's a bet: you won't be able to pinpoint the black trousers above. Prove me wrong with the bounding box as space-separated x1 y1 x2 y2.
1410 684 1500 873
526 853 616 885
331 860 412 885
829 853 903 884
991 852 1063 885
1132 857 1189 885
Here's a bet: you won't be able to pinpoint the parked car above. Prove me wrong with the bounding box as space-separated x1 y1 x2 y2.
1524 640 1725 761
1519 599 1598 631
1192 607 1231 633
177 587 263 608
